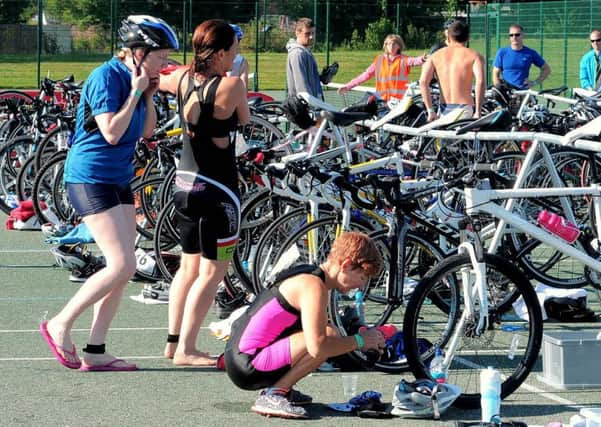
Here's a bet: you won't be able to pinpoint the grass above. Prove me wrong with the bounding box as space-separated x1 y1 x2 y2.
0 49 426 91
0 42 583 92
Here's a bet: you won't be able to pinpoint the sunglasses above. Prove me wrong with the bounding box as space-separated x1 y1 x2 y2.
509 33 522 38
591 38 601 43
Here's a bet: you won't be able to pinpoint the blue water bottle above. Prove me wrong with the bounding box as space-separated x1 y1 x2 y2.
480 366 501 424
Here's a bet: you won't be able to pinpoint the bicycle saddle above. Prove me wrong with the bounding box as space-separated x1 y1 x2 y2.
454 109 511 135
342 95 378 116
321 110 374 127
574 91 601 102
247 96 263 108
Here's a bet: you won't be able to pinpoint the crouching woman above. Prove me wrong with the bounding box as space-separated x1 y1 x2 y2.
224 231 386 419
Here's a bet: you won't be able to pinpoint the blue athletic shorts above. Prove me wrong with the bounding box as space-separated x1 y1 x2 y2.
66 182 134 217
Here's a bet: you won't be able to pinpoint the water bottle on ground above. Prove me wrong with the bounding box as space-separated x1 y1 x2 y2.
430 347 447 384
537 210 580 244
354 291 366 325
480 366 501 424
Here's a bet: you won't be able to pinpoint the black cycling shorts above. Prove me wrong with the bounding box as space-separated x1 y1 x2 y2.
173 172 240 260
224 348 291 391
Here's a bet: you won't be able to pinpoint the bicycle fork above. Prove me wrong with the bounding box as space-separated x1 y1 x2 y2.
444 222 490 369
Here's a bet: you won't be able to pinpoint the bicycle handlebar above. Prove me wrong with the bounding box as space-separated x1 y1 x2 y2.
361 114 601 152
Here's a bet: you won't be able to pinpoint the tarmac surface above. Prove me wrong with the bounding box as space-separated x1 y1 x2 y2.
1 211 601 427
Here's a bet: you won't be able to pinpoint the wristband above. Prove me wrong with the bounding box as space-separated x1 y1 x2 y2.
353 333 364 350
131 88 143 98
427 107 435 113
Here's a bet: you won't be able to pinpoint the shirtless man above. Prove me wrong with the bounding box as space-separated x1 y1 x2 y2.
419 20 485 122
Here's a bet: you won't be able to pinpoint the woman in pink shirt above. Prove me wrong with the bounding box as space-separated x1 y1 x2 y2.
338 34 426 101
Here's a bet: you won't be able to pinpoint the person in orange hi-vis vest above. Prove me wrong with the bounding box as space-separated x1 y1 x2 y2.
338 34 427 101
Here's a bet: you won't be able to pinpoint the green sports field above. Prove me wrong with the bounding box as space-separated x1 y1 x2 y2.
0 39 583 92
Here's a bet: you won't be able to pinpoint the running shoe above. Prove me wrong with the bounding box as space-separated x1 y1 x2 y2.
69 262 104 283
214 285 248 319
142 281 170 302
41 222 74 238
51 244 91 270
287 388 313 405
251 389 308 419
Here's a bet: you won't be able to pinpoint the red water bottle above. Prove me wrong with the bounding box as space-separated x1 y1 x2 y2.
537 210 580 244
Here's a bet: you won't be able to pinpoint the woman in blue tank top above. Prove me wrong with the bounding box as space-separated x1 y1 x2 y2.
40 16 178 372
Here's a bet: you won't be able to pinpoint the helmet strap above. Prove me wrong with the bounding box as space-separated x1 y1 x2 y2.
133 48 151 76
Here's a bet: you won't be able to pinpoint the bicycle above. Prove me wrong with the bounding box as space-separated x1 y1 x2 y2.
398 116 601 408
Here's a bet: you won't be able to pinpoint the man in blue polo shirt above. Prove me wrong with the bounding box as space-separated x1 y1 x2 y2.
492 24 551 90
579 30 601 92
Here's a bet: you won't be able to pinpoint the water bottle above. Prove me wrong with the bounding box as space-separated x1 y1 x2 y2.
537 210 580 244
430 348 447 384
354 291 366 325
507 334 520 360
480 366 501 424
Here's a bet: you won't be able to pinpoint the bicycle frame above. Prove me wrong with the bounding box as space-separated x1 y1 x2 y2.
374 113 601 370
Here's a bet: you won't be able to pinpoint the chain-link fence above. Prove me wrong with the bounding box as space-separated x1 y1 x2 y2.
1 0 601 92
472 1 601 89
0 0 454 90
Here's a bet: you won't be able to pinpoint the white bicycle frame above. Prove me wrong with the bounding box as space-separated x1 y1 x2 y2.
370 114 601 369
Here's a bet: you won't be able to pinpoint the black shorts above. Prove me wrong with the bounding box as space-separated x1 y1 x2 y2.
67 182 134 217
173 172 240 260
223 348 291 391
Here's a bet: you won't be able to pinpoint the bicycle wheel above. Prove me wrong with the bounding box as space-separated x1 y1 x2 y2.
328 228 445 373
0 90 34 121
152 200 247 299
16 154 36 201
230 189 301 295
250 206 315 294
504 149 594 288
238 115 286 152
131 176 169 245
50 159 75 223
152 200 180 281
31 151 67 224
250 101 288 134
403 253 543 409
257 213 378 286
0 135 36 213
33 126 71 171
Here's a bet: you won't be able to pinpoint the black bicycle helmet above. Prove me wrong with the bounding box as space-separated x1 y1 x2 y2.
489 82 512 108
282 95 316 130
118 15 179 51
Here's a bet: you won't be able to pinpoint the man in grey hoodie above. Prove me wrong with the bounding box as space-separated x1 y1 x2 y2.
286 17 323 99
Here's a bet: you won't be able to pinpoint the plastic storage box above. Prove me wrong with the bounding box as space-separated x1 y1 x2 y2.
539 331 601 389
580 408 601 427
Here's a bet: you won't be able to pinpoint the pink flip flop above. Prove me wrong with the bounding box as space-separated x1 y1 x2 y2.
80 358 138 372
39 321 81 369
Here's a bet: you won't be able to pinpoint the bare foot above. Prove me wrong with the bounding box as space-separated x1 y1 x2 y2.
81 351 136 369
173 350 217 367
45 320 80 365
164 342 177 359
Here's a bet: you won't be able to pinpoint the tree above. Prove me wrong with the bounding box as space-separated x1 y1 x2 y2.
0 0 35 24
43 0 111 27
